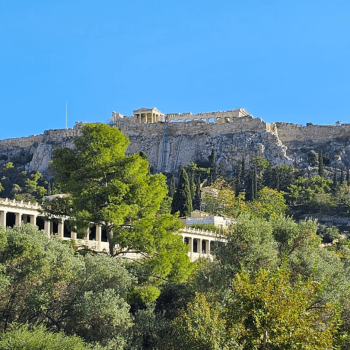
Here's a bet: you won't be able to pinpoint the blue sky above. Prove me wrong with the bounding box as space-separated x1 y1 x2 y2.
1 0 350 139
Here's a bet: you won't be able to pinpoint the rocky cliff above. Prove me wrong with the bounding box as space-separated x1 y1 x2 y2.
1 117 350 177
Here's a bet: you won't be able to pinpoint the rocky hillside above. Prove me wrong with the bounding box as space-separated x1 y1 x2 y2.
1 117 350 178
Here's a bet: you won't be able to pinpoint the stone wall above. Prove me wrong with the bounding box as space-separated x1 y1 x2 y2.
0 134 43 148
276 122 350 143
119 116 274 138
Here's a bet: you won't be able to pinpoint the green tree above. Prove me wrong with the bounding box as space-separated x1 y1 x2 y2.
173 293 236 350
168 174 175 198
45 124 190 294
193 174 201 210
0 324 92 350
0 224 133 347
229 268 338 349
208 149 217 185
172 168 193 217
249 187 287 219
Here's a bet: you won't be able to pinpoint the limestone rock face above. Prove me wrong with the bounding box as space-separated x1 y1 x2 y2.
0 125 81 176
126 130 291 174
1 118 350 177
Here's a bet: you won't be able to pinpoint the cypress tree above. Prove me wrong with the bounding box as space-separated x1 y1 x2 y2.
168 174 175 198
219 160 227 178
193 175 202 210
47 182 51 196
250 170 256 201
341 168 345 184
276 171 280 191
236 165 241 197
333 168 338 187
189 169 196 200
208 149 217 185
347 169 350 186
254 168 258 199
241 157 246 183
171 168 193 216
318 151 324 177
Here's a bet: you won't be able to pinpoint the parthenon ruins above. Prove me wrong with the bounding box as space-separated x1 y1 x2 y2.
111 107 251 124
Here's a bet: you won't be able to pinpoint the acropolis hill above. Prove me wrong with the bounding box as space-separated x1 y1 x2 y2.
2 107 350 175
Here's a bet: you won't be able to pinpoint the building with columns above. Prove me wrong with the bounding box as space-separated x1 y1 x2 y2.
0 198 226 262
133 108 165 123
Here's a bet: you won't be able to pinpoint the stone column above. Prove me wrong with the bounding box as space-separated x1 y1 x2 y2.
15 213 22 227
199 238 202 257
58 219 64 239
96 225 102 251
22 214 28 223
71 231 77 240
0 211 7 228
44 220 51 237
189 237 193 262
29 215 37 226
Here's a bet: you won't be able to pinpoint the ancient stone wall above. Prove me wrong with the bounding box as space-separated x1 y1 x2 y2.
0 135 43 148
276 122 350 142
0 124 82 149
119 116 273 138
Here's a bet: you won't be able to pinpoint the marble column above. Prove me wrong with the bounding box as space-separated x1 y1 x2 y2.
29 214 37 226
96 225 102 251
44 220 51 237
58 219 64 239
0 211 6 228
189 237 193 262
15 213 22 227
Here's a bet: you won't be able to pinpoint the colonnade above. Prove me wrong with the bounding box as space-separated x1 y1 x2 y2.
0 199 226 261
180 227 227 262
0 198 110 251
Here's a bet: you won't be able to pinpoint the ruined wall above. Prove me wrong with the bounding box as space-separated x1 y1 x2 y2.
276 122 350 142
119 115 274 137
275 122 350 168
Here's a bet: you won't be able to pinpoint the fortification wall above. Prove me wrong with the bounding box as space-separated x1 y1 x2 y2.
119 116 273 138
276 122 350 142
0 134 43 148
0 124 82 150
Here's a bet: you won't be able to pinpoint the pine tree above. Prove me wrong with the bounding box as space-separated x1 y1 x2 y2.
172 168 193 216
168 174 176 198
318 151 324 177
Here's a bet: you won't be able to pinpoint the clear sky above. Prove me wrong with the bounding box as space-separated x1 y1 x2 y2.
1 0 350 140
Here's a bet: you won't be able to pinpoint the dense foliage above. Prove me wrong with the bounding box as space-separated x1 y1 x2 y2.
3 129 350 348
